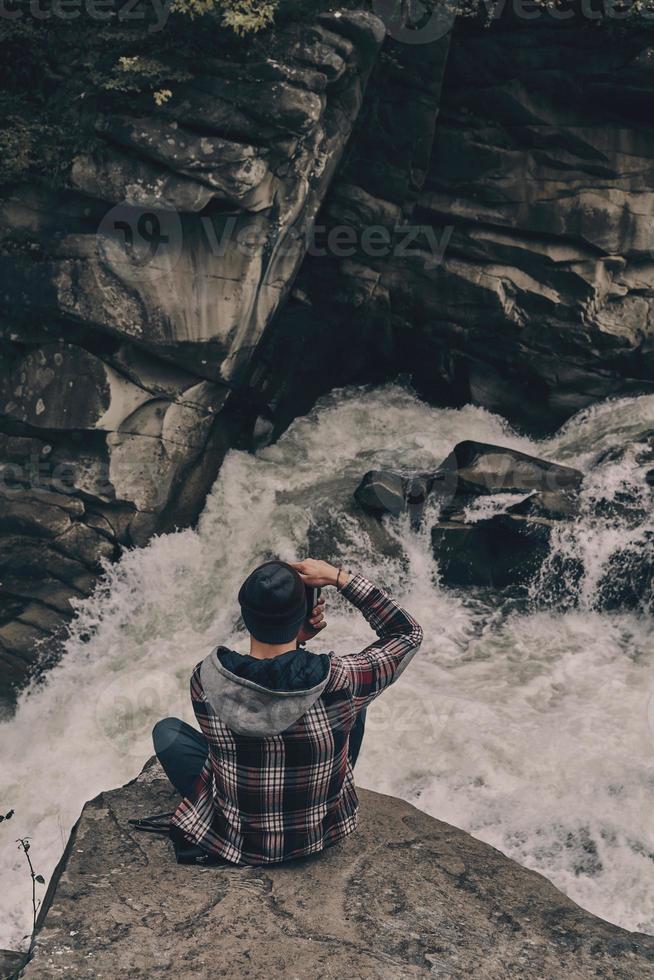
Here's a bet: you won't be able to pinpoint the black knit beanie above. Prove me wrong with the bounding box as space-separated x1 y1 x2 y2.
238 560 307 644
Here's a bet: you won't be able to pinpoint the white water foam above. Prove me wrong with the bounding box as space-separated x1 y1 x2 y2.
1 384 653 947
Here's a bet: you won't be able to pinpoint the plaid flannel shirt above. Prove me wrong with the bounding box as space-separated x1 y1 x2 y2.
171 573 423 865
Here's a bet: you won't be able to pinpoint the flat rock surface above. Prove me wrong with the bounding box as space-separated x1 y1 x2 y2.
23 762 654 979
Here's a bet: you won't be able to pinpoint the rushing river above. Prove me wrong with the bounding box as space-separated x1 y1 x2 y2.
1 384 653 948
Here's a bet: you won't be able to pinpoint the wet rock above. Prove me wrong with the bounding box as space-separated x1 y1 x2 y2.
507 489 580 521
1 344 146 431
98 116 276 210
595 537 654 612
0 488 84 538
432 513 554 589
0 345 229 694
354 442 585 591
354 469 407 516
427 444 593 591
306 505 403 565
435 441 583 497
0 948 25 978
354 442 582 524
0 618 67 692
355 470 434 535
22 760 654 979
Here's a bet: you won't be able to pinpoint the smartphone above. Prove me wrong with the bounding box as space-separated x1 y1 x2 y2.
304 585 322 629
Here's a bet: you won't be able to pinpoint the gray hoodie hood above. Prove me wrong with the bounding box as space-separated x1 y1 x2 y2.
200 645 332 737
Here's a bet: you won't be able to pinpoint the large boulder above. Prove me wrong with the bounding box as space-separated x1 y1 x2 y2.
21 761 654 979
354 433 652 603
355 469 431 517
354 442 582 521
431 512 557 589
354 442 585 592
435 441 583 497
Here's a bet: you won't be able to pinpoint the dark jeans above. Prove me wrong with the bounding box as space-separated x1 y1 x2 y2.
152 717 209 799
152 708 368 798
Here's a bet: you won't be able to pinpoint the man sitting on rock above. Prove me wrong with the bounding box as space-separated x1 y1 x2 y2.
152 558 423 865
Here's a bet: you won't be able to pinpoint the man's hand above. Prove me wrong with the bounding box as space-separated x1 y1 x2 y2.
290 558 351 589
297 596 327 644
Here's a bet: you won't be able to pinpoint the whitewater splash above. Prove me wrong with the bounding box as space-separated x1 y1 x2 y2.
1 384 653 948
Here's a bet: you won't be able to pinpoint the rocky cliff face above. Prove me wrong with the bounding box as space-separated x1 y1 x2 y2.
2 8 654 693
0 9 385 694
19 760 654 979
408 15 654 429
276 13 654 436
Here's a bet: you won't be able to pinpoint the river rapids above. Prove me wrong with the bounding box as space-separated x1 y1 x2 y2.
1 383 653 947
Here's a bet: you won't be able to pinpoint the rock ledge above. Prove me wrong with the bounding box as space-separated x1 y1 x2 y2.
22 762 654 979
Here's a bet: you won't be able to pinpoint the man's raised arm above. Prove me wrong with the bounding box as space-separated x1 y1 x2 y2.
291 559 423 711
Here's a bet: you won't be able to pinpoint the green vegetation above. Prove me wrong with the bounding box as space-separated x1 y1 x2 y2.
173 0 278 34
0 0 652 191
0 0 318 188
1 808 47 979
